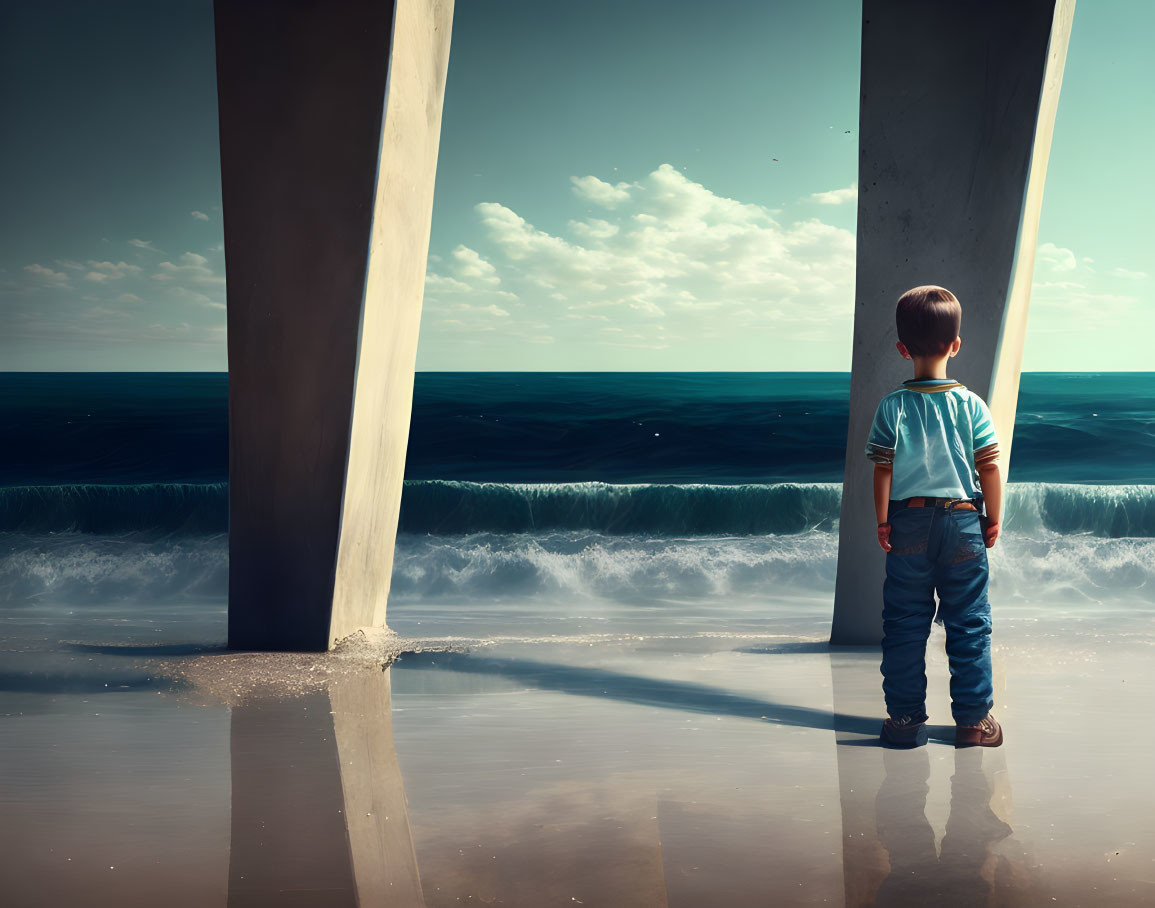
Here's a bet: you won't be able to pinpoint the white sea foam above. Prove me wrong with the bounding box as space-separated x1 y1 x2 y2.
2 515 1150 610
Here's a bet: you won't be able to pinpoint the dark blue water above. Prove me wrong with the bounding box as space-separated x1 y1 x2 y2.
4 371 1153 485
1 372 1151 611
0 371 1152 536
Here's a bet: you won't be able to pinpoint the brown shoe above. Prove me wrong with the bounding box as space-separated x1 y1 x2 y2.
955 714 1003 747
880 712 929 748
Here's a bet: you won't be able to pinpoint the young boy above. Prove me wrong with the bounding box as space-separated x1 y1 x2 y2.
864 285 1004 749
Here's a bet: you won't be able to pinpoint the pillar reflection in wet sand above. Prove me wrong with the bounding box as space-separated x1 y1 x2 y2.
330 671 425 903
228 668 423 907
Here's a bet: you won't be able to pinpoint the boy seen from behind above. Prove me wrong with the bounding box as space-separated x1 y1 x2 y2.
864 285 1004 749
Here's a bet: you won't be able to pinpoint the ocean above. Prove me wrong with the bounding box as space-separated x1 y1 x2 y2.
1 372 1152 640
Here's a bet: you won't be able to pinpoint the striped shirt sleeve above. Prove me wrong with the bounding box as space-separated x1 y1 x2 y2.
970 394 1000 467
864 395 897 465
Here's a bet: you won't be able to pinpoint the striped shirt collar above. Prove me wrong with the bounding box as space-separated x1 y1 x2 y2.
902 377 965 392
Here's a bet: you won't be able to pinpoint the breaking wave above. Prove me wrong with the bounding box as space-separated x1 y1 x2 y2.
2 480 1153 538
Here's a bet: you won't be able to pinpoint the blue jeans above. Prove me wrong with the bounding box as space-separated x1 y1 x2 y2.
881 501 994 725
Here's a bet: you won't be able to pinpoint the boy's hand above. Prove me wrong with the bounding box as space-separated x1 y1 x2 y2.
877 522 892 552
979 515 1000 548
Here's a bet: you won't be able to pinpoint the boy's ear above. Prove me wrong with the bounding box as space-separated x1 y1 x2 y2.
896 341 912 360
950 335 961 356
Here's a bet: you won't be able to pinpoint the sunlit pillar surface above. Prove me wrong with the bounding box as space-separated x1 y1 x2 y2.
831 0 1075 644
216 0 454 650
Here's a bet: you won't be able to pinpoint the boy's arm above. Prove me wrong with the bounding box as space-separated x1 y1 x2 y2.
970 393 1002 547
874 462 893 552
864 395 898 553
975 443 1002 547
873 462 893 525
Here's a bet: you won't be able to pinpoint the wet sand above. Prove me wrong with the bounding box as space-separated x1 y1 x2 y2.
2 605 1154 906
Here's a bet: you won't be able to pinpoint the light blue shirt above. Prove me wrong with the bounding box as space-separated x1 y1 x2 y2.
864 378 998 500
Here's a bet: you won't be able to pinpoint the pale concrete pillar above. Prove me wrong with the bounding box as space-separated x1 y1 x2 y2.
216 0 454 650
831 0 1075 645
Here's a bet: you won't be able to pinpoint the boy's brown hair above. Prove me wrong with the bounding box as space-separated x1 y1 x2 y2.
895 285 961 356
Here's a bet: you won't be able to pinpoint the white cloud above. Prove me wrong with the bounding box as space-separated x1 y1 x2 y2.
128 238 165 253
425 272 473 294
448 301 510 318
4 303 220 346
422 163 856 350
806 182 858 205
422 252 517 334
568 218 620 242
424 270 516 300
451 245 501 286
570 174 634 209
170 286 226 310
1037 241 1077 272
152 252 222 287
24 263 70 286
147 252 226 308
1030 242 1148 337
6 240 228 352
84 260 143 282
191 211 210 222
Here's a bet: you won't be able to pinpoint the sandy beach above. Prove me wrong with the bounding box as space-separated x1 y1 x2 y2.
2 597 1153 907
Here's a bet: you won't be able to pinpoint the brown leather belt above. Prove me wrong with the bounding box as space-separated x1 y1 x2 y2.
895 496 978 511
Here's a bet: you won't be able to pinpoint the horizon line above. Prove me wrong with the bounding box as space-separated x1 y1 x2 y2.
1 369 1153 376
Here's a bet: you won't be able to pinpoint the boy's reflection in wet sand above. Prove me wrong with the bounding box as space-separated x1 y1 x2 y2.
831 645 1042 906
874 746 1017 906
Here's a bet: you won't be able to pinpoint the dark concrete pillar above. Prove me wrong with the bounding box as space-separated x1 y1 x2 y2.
831 0 1075 644
216 0 454 650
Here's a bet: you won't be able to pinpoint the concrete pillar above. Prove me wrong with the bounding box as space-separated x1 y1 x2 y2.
215 0 454 650
831 0 1075 645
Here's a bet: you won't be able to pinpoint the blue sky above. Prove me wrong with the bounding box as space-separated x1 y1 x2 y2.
0 0 1150 370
